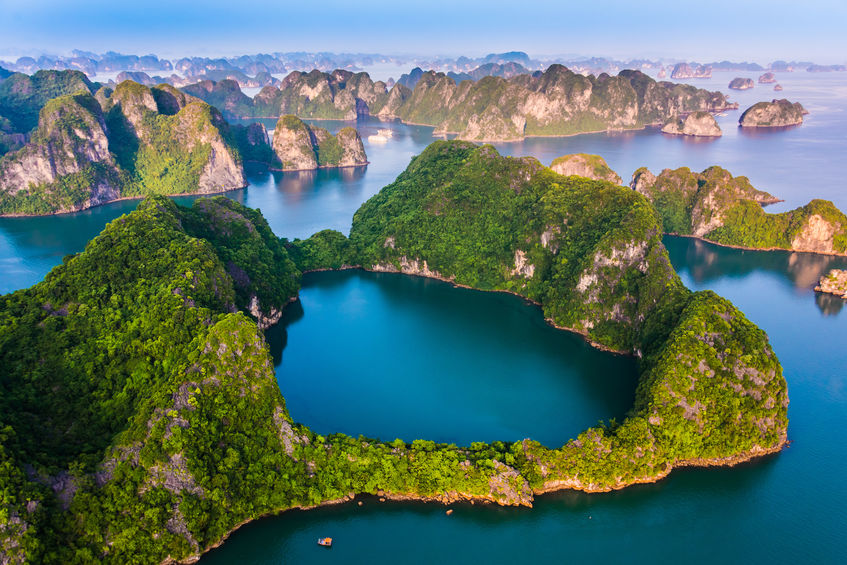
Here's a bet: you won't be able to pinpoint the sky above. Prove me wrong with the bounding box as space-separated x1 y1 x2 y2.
1 0 846 64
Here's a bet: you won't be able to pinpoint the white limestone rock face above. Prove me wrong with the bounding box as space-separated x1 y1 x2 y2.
335 127 368 167
271 115 319 170
550 153 622 184
271 115 367 171
728 77 755 90
661 111 722 137
815 269 847 298
0 92 121 213
739 99 807 127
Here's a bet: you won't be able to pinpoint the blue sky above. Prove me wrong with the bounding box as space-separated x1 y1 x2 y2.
1 0 845 63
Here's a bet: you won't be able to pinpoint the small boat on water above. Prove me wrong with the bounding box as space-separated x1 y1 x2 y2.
368 129 394 143
317 537 333 547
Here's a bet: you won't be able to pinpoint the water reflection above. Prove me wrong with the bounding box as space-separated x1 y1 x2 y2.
815 292 845 316
737 124 803 138
662 132 721 145
664 235 847 316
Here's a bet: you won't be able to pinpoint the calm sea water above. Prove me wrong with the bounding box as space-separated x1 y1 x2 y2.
266 270 636 447
0 71 845 563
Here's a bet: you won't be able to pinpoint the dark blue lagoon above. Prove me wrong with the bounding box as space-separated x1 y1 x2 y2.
201 237 847 565
267 270 637 447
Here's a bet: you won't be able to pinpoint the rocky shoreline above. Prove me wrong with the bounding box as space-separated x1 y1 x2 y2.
671 233 847 258
169 432 786 564
0 185 247 218
815 269 847 297
365 262 633 355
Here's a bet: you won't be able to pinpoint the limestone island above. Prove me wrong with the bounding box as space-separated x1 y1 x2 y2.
631 165 847 255
0 141 788 564
728 77 755 90
183 65 737 142
774 84 784 91
661 111 722 137
271 114 367 171
815 269 847 298
739 99 807 127
758 72 777 84
670 63 712 79
0 74 250 216
549 153 621 183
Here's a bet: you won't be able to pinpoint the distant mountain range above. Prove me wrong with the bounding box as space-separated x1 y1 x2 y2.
2 51 843 91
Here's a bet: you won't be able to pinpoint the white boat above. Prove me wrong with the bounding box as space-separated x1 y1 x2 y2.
368 129 394 143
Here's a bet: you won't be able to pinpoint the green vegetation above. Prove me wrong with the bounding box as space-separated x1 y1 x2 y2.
0 163 123 216
180 66 730 141
286 229 352 271
739 99 806 127
709 199 847 252
272 115 366 170
549 153 621 183
116 110 213 196
181 79 255 119
297 140 787 491
388 66 732 140
230 123 275 164
0 70 95 134
0 142 788 563
634 166 847 253
182 70 390 121
316 133 343 166
0 79 245 216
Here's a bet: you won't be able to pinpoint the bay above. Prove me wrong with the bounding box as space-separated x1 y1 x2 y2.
0 70 845 563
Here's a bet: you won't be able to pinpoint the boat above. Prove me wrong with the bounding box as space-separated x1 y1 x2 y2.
367 129 394 143
317 537 333 547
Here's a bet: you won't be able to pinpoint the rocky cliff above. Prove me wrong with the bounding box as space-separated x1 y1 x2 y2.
0 92 122 215
815 269 847 297
271 114 367 171
631 166 780 236
670 63 712 79
758 72 777 83
382 65 735 141
632 165 847 254
739 99 807 127
0 79 246 215
182 66 735 141
0 69 95 134
342 140 787 497
661 111 722 137
729 77 755 90
184 70 394 121
549 153 621 183
0 148 788 564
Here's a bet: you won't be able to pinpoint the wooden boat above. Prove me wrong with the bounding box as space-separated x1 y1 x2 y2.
317 537 333 547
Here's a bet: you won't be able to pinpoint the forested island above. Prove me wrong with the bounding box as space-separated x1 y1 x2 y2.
739 99 807 127
0 141 788 564
542 153 847 256
630 166 847 255
271 114 367 171
181 65 737 141
0 71 367 215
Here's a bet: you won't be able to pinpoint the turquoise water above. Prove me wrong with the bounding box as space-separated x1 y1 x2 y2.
0 71 846 563
267 270 636 447
201 237 847 565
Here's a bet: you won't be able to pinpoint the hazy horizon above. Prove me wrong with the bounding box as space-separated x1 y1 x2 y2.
2 0 846 66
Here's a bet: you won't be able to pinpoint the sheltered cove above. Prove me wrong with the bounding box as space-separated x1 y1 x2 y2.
0 142 788 564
